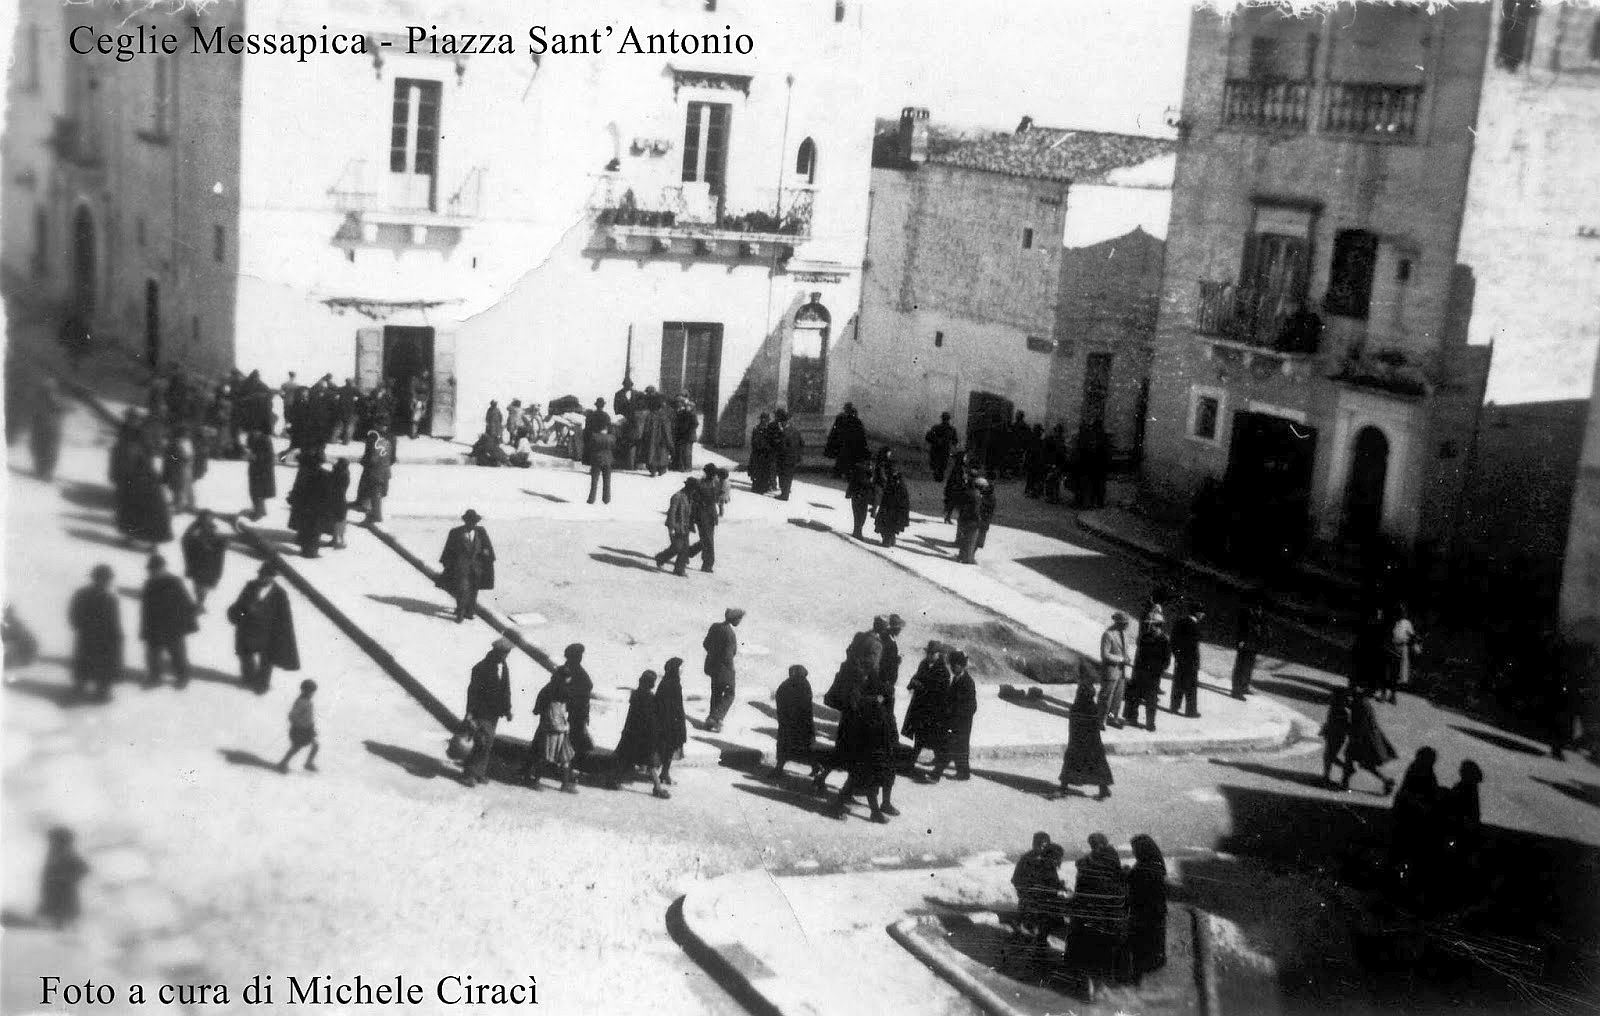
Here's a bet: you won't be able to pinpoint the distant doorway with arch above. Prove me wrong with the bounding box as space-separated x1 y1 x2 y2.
72 206 96 315
1342 425 1389 543
789 295 830 414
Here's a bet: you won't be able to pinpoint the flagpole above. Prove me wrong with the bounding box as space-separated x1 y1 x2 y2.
624 324 633 382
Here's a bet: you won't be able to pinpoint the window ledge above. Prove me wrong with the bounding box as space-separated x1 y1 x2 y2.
136 129 172 146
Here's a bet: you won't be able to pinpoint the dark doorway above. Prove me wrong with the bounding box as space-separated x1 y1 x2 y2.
661 322 723 442
382 326 435 435
966 390 1014 472
72 206 96 314
1079 352 1113 433
1223 411 1318 571
143 280 160 368
1341 425 1389 544
789 298 830 414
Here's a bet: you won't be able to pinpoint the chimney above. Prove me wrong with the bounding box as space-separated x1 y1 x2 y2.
898 106 930 164
1015 115 1033 135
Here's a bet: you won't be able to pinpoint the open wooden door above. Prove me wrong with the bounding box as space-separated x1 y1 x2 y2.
356 327 383 392
431 330 456 439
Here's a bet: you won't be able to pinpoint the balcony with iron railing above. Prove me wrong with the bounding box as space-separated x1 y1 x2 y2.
1194 280 1323 378
328 161 484 251
589 176 815 256
1219 79 1423 140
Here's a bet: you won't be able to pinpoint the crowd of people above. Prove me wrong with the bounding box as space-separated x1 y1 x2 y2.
1009 830 1169 1002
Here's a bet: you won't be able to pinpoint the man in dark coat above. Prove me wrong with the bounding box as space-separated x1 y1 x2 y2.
1232 595 1266 698
245 430 277 520
613 378 637 424
773 409 804 501
461 638 513 787
484 401 504 445
1124 620 1171 731
287 448 328 558
875 466 912 548
655 657 688 786
903 640 950 772
643 396 674 476
771 664 817 778
872 613 907 814
228 563 300 694
605 670 669 798
356 430 393 523
846 459 878 540
30 378 65 482
583 398 613 464
586 423 616 505
334 379 360 444
930 651 976 781
140 554 197 688
702 608 743 732
672 399 699 471
180 510 228 612
654 478 698 576
956 478 986 564
69 564 122 701
438 509 495 623
686 464 720 572
827 689 899 823
1068 833 1128 1002
1169 600 1205 719
925 412 959 482
824 402 870 478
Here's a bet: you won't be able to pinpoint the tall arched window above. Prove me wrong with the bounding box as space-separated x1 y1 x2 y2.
795 137 817 184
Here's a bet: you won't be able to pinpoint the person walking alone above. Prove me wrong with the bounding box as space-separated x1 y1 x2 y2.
1053 676 1113 801
654 478 698 577
69 564 123 702
702 608 743 733
1232 594 1266 699
1097 611 1131 730
438 509 495 623
586 423 615 505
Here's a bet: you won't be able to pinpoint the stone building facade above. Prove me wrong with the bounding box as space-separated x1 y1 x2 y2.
1141 2 1516 576
839 111 1171 459
2 0 872 443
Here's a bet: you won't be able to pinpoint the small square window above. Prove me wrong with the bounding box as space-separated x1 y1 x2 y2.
1021 227 1034 250
213 224 225 262
1438 439 1459 459
934 330 944 348
1191 393 1221 441
1397 258 1413 283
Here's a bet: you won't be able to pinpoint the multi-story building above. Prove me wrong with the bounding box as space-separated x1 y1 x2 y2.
839 110 1171 459
2 0 872 443
1142 1 1599 590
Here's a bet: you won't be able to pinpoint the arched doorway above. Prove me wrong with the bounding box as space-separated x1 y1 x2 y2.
1342 425 1389 543
144 280 161 368
789 295 830 413
72 206 96 314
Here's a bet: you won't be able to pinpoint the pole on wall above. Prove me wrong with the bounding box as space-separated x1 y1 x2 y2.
624 324 633 382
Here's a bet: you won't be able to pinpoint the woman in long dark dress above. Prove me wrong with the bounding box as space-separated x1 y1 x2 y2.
287 450 327 558
874 466 912 548
1342 690 1398 794
772 664 816 777
1124 834 1168 981
121 445 174 546
1053 679 1112 800
324 459 352 549
1067 832 1128 1003
654 657 688 786
245 430 277 519
902 640 950 770
180 510 228 611
832 690 897 824
606 671 668 798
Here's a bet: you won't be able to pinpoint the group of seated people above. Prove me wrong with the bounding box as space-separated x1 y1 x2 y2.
1009 831 1168 1002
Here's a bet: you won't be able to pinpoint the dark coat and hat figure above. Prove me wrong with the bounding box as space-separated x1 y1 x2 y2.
438 509 496 623
1067 832 1129 1002
1342 689 1398 794
902 640 951 765
140 554 198 689
69 564 123 700
287 448 328 557
824 402 870 478
654 657 689 786
525 650 580 792
113 428 173 546
245 430 277 519
606 670 670 798
772 664 817 776
460 638 514 786
1125 834 1169 982
180 510 228 611
227 563 300 694
1054 674 1113 800
875 467 912 547
702 608 743 732
930 650 976 781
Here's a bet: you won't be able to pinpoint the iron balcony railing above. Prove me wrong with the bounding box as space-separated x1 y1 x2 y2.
1322 82 1423 138
591 178 815 239
328 160 484 218
1194 280 1320 354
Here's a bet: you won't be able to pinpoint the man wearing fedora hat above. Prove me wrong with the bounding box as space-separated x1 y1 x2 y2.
1097 611 1132 730
439 509 496 623
139 554 198 689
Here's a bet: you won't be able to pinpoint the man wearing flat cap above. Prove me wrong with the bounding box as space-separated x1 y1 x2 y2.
461 637 514 786
654 478 698 577
439 509 496 623
703 608 744 732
